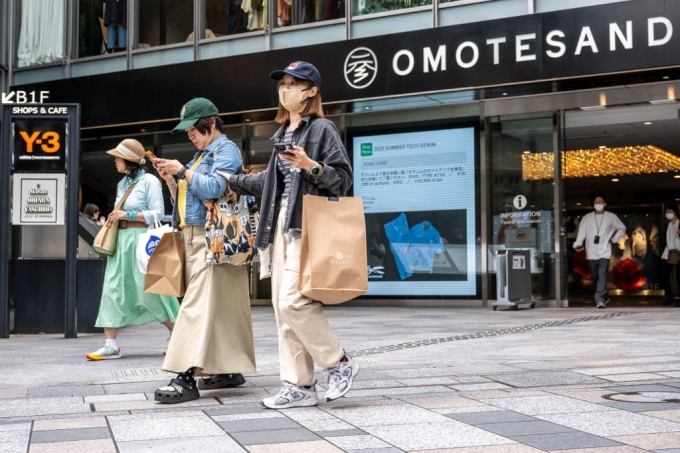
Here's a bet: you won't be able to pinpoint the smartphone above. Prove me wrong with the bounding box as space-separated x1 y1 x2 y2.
274 142 295 156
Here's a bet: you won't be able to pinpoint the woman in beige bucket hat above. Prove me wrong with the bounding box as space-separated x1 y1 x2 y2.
86 139 180 361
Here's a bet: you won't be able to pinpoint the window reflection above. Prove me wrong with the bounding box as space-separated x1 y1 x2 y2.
276 0 345 28
353 0 430 16
137 0 193 49
16 0 65 67
78 1 106 58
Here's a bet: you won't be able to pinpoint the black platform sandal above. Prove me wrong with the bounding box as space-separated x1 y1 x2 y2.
154 378 200 404
197 373 246 390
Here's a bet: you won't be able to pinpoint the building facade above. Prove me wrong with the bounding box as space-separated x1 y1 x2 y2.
2 0 680 309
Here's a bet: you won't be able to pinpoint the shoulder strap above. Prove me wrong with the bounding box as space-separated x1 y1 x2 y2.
114 182 138 211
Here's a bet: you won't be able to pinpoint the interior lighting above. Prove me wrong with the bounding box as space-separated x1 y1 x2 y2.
644 121 653 125
674 175 680 179
612 178 619 182
576 202 582 206
599 145 606 149
522 145 680 180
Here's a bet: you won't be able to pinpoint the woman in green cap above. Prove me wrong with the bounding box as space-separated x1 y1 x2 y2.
151 98 256 404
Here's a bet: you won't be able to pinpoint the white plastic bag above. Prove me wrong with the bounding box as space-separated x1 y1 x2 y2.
137 215 174 273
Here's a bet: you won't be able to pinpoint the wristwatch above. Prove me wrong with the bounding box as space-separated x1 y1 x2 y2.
177 165 189 180
310 163 322 176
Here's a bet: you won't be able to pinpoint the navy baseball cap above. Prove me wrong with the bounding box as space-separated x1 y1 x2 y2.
270 61 321 89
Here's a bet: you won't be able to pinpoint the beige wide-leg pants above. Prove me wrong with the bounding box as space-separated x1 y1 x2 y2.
163 225 257 376
271 201 344 386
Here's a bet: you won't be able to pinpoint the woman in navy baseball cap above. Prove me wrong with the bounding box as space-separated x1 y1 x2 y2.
218 60 359 410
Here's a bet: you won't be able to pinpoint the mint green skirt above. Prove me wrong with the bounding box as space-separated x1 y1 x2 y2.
95 227 180 328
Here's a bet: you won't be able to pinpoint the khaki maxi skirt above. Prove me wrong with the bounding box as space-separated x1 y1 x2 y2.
162 225 256 376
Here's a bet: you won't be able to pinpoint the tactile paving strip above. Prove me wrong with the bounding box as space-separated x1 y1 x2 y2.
349 312 639 357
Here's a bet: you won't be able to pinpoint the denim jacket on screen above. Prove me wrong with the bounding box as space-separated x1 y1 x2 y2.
229 116 353 249
181 134 243 226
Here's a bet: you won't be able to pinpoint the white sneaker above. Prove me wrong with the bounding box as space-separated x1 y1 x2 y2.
324 353 360 402
86 344 121 361
262 381 319 409
597 301 605 309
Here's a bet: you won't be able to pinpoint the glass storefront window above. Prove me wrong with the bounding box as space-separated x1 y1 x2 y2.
353 0 430 16
15 0 65 67
275 0 345 28
137 0 193 49
488 115 557 301
204 0 264 36
78 0 109 58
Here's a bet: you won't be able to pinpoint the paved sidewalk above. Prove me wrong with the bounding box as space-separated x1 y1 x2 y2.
3 305 680 452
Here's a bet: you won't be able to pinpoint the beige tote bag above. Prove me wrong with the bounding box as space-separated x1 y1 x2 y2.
299 195 368 304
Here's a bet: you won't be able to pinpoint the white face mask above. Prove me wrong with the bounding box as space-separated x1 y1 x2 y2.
279 87 310 112
594 204 605 212
667 213 676 220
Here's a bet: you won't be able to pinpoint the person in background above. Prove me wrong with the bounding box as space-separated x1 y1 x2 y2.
152 98 256 404
219 61 358 409
661 203 680 306
573 195 626 309
83 203 105 226
86 139 179 360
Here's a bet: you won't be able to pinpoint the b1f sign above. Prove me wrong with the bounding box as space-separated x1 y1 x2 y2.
1 90 49 104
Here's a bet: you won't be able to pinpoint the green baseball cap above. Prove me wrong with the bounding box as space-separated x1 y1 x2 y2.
171 98 219 134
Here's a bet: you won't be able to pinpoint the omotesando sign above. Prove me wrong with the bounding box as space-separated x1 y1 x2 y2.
13 120 67 173
12 174 66 225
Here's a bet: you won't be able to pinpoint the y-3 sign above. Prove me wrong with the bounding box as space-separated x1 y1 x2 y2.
13 120 67 173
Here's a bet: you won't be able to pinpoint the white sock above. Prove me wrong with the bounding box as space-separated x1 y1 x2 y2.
105 339 118 350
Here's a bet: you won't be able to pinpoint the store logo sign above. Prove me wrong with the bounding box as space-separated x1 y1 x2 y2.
360 143 373 156
344 47 378 89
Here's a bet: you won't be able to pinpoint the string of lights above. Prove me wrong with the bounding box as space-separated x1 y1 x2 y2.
522 145 680 180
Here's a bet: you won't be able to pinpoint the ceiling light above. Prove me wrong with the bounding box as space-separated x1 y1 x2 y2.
580 105 606 111
576 202 582 206
644 121 653 125
649 99 676 105
612 178 619 182
502 93 508 96
663 76 670 80
599 145 606 149
523 151 530 154
674 175 680 179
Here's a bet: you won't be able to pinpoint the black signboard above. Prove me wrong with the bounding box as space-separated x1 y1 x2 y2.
11 0 680 128
13 120 67 173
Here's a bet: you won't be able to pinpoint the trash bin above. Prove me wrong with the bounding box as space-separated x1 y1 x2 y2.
494 249 535 311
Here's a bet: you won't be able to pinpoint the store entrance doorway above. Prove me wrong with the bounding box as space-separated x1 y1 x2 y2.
563 103 680 307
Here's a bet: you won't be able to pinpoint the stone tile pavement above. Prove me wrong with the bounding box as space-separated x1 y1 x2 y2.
4 306 680 451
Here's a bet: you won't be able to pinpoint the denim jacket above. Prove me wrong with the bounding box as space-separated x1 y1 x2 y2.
229 116 353 249
117 171 164 225
181 134 243 226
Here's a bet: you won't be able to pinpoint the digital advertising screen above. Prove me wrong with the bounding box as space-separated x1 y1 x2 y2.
352 126 477 296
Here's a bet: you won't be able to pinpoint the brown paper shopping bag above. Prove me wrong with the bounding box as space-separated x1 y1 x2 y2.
144 231 186 297
299 195 368 304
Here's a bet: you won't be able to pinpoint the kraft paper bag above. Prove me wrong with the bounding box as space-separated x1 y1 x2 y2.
299 195 368 304
144 231 186 297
